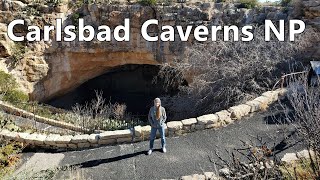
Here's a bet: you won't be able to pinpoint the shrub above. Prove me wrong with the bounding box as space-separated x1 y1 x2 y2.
279 76 320 178
2 90 29 103
156 27 319 120
0 140 24 179
0 71 17 93
280 158 320 179
60 90 145 132
237 0 258 9
0 70 29 103
9 42 27 67
138 0 157 6
25 6 41 17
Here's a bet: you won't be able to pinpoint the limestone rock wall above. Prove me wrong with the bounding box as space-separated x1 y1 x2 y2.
29 2 291 101
302 0 320 60
0 0 317 101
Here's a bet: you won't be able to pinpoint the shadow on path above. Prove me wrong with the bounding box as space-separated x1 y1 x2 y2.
72 149 164 168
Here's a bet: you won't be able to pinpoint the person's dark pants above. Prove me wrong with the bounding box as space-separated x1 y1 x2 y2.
149 126 166 149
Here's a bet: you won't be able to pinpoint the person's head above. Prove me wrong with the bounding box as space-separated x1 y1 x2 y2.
154 98 161 108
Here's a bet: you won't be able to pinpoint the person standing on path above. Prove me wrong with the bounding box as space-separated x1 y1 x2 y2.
147 98 167 155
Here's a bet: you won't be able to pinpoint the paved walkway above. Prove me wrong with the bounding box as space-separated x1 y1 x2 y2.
5 113 76 135
13 106 304 180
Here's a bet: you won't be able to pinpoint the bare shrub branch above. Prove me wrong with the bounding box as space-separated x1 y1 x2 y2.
157 26 319 120
280 74 320 178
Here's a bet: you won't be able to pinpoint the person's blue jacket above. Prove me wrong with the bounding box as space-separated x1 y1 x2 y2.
148 106 167 128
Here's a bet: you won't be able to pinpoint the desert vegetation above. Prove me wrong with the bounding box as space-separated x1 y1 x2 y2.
0 140 24 179
0 70 143 133
157 26 320 120
280 76 320 178
212 74 320 179
0 71 28 103
0 114 26 179
55 91 146 132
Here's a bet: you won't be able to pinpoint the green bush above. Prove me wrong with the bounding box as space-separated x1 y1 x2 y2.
237 0 258 9
0 71 17 93
9 42 27 67
2 90 29 103
0 70 29 103
138 0 157 6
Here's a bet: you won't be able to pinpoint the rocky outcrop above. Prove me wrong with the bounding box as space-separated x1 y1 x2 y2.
0 23 11 57
302 0 320 61
32 3 292 101
303 0 320 19
0 1 314 101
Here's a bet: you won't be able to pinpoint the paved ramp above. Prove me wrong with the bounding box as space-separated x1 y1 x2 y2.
14 108 304 180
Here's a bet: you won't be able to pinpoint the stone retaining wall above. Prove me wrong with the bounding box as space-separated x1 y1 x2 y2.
0 89 286 150
180 172 223 180
0 101 89 133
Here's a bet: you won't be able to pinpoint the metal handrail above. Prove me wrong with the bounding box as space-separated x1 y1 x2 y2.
272 71 309 90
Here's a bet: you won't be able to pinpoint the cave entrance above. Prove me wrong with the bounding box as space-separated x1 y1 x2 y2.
46 64 186 119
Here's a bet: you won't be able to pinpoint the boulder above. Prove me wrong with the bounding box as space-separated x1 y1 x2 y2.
296 149 315 159
181 118 197 126
0 34 12 57
11 1 27 11
100 129 132 139
281 153 298 163
197 114 219 125
253 96 272 105
134 125 142 137
245 100 261 112
167 121 183 131
88 134 100 143
215 110 232 124
228 104 251 120
262 91 279 102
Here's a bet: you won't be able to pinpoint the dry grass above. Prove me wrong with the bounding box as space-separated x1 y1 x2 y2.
0 140 25 179
280 158 320 179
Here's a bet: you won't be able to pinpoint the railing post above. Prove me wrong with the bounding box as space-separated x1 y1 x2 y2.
32 102 36 132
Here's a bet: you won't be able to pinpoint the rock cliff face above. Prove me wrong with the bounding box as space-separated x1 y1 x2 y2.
0 0 318 101
302 0 320 59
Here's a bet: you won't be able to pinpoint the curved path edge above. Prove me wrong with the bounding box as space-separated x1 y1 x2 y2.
0 89 287 150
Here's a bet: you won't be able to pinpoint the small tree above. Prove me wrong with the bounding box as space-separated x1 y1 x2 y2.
69 90 130 131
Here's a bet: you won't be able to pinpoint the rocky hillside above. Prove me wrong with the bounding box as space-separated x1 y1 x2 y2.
302 0 320 58
0 0 318 102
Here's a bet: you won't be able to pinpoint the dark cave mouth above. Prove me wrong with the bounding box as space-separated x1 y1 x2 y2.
45 64 187 118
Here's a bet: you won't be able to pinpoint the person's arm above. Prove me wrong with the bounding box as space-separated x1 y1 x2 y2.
148 107 154 127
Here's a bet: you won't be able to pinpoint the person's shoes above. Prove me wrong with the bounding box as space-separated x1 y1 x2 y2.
147 149 152 155
162 147 167 153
